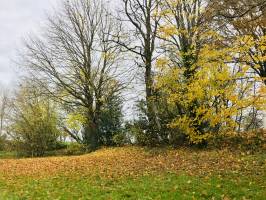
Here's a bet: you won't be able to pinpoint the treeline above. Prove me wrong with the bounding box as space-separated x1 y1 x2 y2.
0 0 265 156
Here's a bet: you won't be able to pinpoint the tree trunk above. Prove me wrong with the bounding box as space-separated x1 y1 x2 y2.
145 59 161 144
83 118 99 150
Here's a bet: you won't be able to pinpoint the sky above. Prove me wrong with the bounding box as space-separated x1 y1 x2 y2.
0 0 138 118
0 0 62 87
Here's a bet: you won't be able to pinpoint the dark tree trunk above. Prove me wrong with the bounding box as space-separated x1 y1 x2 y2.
83 120 99 150
145 61 160 144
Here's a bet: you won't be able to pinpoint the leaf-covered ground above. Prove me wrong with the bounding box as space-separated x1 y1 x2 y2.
0 147 265 199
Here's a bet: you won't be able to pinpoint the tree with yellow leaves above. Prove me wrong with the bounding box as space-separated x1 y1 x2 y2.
211 0 266 85
9 83 61 157
156 32 265 144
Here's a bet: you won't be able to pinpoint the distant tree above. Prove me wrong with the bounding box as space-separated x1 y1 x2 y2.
9 84 60 157
0 85 8 137
0 135 6 151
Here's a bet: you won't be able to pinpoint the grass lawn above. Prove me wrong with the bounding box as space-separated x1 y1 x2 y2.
0 151 17 159
0 147 265 199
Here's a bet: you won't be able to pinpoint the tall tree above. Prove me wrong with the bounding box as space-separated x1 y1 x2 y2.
117 0 162 143
156 0 214 143
22 0 125 149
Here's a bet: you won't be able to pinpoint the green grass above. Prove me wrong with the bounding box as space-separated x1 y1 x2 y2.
0 147 265 199
0 173 265 200
0 151 16 159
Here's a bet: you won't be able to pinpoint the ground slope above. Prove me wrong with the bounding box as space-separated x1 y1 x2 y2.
0 147 265 199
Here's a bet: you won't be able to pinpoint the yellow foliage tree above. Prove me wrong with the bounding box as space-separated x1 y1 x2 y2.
156 33 266 144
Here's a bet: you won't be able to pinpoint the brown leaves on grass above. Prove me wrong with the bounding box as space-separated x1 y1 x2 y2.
0 147 265 181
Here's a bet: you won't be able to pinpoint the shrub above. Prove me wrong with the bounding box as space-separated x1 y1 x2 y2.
10 86 61 157
210 129 266 152
65 143 86 155
112 132 132 146
0 135 6 151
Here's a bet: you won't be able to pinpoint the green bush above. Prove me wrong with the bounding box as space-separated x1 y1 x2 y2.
10 87 61 157
54 141 68 150
0 135 6 151
112 132 131 146
65 143 86 155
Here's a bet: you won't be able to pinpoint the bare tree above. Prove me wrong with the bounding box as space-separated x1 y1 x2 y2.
0 86 8 136
115 0 162 142
22 0 125 149
212 0 265 20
